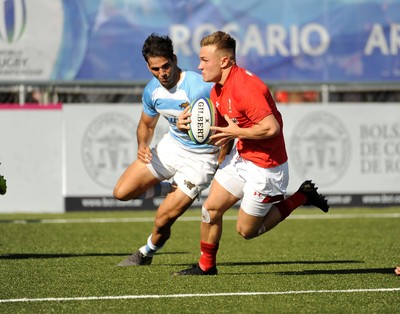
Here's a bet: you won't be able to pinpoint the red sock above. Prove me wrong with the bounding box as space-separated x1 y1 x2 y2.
199 241 219 271
275 191 307 221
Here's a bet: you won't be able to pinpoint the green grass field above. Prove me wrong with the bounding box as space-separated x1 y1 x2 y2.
0 207 399 313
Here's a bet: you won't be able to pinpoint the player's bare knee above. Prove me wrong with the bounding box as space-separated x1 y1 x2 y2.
201 206 211 223
236 225 258 240
113 186 125 201
201 206 221 224
113 184 142 201
237 230 257 240
113 188 133 201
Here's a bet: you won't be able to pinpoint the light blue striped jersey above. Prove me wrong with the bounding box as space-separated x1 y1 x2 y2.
142 70 217 153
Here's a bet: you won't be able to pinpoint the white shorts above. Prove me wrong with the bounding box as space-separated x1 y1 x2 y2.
214 146 289 217
147 134 219 199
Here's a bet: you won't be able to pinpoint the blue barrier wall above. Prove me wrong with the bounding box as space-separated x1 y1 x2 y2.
0 0 399 83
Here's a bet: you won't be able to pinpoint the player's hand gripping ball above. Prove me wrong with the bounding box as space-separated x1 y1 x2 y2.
188 97 218 144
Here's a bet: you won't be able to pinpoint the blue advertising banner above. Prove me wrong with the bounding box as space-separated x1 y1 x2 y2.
0 0 399 83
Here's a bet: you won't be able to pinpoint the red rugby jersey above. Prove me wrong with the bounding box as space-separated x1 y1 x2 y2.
211 65 288 168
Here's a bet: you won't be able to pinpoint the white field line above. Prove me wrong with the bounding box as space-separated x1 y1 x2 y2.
0 287 399 303
4 213 400 224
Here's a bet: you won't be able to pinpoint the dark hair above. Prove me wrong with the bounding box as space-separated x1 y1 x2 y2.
142 33 174 63
200 31 236 62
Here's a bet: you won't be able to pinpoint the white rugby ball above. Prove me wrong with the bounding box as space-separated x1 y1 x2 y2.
188 97 217 144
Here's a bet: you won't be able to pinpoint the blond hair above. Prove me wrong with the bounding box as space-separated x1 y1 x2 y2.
200 31 236 62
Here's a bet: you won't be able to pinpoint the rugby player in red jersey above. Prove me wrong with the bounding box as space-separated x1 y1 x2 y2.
174 31 329 275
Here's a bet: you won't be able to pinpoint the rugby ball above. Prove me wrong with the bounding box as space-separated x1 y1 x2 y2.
188 97 217 144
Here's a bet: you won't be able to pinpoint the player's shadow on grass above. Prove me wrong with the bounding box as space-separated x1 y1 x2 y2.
218 260 364 266
214 261 394 276
277 267 394 275
0 251 188 260
170 260 364 268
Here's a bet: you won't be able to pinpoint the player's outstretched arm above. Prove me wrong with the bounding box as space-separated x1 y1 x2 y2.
137 111 159 164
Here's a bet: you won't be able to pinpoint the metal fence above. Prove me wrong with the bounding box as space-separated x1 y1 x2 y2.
1 82 400 105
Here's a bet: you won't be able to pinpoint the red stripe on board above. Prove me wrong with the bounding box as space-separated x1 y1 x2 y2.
0 104 62 110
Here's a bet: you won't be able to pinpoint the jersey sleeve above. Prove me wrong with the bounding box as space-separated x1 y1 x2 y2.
142 79 159 117
238 82 273 124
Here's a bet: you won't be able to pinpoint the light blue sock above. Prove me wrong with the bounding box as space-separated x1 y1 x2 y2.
139 235 164 257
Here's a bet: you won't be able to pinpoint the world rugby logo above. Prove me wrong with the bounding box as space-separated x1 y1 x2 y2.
0 0 27 44
290 112 351 186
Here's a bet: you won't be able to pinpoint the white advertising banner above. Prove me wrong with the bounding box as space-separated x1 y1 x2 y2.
0 105 63 213
63 104 169 211
1 103 399 213
281 104 400 206
64 103 400 210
